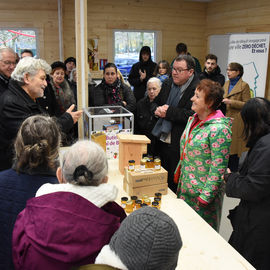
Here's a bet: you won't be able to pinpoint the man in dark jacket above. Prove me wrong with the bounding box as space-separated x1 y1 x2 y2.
199 54 226 114
0 47 16 96
199 54 225 86
0 57 82 171
128 46 157 102
152 55 199 193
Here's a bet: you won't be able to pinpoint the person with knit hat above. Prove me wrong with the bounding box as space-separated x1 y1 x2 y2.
64 56 76 80
78 207 182 270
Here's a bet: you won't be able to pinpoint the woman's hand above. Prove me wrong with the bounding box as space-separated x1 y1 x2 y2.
222 98 232 105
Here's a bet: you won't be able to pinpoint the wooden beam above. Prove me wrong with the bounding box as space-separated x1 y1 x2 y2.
75 0 88 139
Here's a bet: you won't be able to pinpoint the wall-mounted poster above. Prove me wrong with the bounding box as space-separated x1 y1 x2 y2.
88 38 99 71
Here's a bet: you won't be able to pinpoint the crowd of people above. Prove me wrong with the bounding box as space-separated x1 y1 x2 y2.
0 42 269 270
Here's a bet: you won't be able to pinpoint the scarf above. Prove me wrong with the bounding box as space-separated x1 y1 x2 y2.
152 74 194 142
101 78 123 104
228 76 240 94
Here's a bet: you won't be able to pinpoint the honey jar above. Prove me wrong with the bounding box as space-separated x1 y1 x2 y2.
131 195 138 206
140 158 146 169
125 200 134 213
134 199 142 210
154 197 161 209
143 198 151 206
152 201 159 208
154 192 162 200
128 160 135 171
154 157 161 170
121 197 128 208
142 195 149 203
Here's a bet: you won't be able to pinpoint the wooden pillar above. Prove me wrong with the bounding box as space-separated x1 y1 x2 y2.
75 0 88 138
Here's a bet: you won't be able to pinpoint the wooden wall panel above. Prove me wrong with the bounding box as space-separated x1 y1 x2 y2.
62 0 207 68
206 0 270 98
0 0 59 64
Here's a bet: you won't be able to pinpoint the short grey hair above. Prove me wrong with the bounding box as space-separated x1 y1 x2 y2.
0 47 16 60
61 140 108 186
175 54 195 71
11 57 51 85
147 77 162 89
69 67 94 84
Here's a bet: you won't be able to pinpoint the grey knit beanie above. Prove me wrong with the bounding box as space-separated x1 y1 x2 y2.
109 207 182 270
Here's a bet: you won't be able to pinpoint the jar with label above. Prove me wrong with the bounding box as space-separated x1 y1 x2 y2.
125 200 134 213
128 160 135 171
152 201 159 208
140 158 146 169
154 197 161 209
143 198 151 206
134 199 142 210
121 197 128 208
131 195 138 206
155 192 162 200
154 157 161 170
142 195 149 203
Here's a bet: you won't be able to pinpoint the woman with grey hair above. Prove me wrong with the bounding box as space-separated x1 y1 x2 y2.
135 77 161 155
12 140 126 270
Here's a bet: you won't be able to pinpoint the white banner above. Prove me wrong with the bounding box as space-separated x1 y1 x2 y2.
228 33 269 97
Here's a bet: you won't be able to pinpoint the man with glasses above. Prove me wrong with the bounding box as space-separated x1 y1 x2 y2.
152 54 199 193
0 47 16 96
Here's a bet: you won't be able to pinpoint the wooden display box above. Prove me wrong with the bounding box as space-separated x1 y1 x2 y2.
123 178 168 197
117 134 150 174
123 166 168 196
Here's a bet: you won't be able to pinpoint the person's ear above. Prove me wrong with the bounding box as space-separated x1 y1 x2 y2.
23 73 30 85
56 167 64 183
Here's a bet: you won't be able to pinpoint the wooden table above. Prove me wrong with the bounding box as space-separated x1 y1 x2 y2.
107 159 255 270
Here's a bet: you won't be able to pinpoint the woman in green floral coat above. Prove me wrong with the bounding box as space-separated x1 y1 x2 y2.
174 79 232 230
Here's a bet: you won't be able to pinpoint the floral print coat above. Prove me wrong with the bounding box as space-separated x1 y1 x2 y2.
175 110 232 230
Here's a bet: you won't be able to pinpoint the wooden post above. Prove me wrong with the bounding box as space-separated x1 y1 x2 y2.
75 0 88 139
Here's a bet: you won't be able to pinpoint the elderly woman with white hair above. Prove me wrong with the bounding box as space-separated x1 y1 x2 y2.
0 56 82 170
135 77 161 155
12 140 126 270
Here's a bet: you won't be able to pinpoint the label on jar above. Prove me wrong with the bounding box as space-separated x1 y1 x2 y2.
121 203 126 208
155 164 161 170
128 165 135 171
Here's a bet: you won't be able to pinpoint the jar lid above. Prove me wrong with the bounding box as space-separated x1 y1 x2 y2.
155 192 162 197
152 201 159 206
129 160 135 163
121 197 128 201
135 199 142 204
131 196 138 200
154 197 161 202
140 203 148 207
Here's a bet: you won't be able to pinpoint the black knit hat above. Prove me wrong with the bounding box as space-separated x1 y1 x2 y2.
64 57 76 66
51 61 66 72
109 207 182 270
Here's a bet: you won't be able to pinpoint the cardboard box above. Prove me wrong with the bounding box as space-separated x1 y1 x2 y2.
91 132 106 152
123 177 168 197
124 166 167 188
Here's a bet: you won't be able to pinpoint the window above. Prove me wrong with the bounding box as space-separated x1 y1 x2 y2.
114 30 157 79
0 29 38 57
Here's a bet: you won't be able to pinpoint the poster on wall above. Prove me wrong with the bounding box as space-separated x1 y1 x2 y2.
227 33 270 97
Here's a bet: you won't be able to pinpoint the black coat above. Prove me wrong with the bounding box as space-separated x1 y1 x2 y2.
154 76 200 148
128 60 157 102
225 133 270 270
0 80 73 171
199 66 225 86
93 81 136 113
135 96 158 155
0 74 9 97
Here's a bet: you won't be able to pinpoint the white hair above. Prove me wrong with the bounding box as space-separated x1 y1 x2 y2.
11 57 51 85
61 140 108 186
69 67 94 85
147 77 162 89
0 47 16 60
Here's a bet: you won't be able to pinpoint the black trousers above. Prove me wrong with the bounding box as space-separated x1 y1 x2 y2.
157 140 179 193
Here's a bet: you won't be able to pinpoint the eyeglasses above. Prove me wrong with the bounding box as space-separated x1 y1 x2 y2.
226 69 237 72
0 60 16 66
172 67 189 74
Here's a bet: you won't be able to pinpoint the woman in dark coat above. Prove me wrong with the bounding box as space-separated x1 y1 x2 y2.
93 63 136 112
0 115 60 270
224 97 270 270
128 46 157 102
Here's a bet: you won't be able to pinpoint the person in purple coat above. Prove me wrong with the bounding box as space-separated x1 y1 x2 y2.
12 140 126 270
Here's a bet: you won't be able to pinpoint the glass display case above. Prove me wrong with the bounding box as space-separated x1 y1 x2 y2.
83 106 134 159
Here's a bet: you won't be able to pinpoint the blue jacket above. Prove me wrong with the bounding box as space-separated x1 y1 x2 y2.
0 168 58 270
